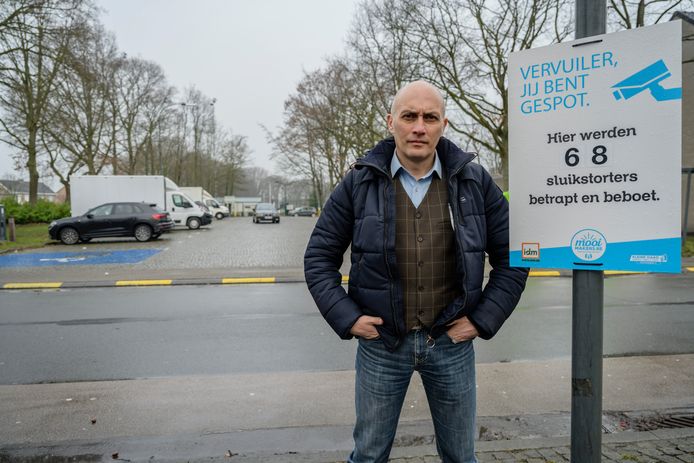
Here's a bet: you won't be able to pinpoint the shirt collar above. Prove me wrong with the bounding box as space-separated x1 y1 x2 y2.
390 149 442 180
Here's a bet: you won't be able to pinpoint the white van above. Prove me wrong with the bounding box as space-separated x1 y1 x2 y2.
179 187 229 220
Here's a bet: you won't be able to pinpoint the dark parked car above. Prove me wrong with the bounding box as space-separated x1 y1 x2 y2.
49 202 174 245
253 203 280 224
291 206 317 217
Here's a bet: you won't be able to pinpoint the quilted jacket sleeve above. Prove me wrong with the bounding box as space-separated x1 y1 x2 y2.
304 171 363 339
467 169 529 339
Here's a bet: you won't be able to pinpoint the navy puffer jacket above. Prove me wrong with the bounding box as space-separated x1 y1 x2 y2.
304 137 528 351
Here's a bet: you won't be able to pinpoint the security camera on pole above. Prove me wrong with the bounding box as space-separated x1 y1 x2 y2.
508 2 682 462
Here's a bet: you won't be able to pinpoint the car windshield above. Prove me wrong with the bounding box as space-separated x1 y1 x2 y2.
256 203 275 212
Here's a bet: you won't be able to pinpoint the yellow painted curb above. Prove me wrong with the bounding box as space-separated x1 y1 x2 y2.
528 271 561 277
222 277 275 284
687 267 694 272
115 280 172 287
604 271 643 275
341 275 349 283
3 282 63 289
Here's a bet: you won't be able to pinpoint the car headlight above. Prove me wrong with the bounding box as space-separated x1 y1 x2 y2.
49 221 57 228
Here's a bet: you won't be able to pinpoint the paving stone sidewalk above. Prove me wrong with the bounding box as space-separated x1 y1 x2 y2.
386 433 694 463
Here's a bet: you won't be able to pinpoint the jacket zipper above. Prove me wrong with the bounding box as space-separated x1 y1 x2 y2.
433 164 470 332
357 160 403 341
383 179 402 340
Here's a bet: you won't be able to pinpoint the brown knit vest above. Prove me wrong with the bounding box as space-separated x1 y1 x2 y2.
394 175 459 330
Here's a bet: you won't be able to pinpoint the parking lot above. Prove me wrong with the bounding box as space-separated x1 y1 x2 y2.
0 216 351 283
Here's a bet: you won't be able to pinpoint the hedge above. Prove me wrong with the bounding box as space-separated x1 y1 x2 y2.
1 197 71 224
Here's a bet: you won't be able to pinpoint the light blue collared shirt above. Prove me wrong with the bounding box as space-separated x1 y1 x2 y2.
390 150 442 208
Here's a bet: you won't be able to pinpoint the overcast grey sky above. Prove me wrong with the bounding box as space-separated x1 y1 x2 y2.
0 0 359 185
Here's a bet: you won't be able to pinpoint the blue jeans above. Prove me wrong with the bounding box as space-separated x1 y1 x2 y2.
349 330 477 463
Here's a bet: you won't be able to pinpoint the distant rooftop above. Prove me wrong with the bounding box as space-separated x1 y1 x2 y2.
0 179 55 195
672 11 694 24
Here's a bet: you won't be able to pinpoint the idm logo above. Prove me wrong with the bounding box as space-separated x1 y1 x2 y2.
521 242 540 261
571 229 606 261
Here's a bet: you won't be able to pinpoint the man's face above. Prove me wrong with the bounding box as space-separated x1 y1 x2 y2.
387 84 447 166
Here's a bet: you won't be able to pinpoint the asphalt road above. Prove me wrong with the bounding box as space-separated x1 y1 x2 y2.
0 273 692 385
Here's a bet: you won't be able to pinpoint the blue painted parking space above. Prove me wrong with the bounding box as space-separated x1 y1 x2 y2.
0 249 162 267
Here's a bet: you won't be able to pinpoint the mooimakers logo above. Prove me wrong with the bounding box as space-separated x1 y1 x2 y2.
571 229 606 261
612 60 682 102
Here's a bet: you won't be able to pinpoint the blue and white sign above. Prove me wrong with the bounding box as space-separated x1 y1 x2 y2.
509 22 682 273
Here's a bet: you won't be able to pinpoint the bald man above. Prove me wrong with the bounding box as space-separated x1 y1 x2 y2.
305 81 528 462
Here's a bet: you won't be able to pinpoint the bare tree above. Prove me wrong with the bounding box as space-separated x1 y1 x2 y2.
41 23 120 201
213 130 249 195
0 1 44 65
1 1 250 202
608 0 693 29
267 57 391 206
112 56 168 174
267 112 328 207
0 0 91 203
180 86 216 185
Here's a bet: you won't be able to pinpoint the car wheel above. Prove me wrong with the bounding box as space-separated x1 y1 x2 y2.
253 217 257 223
134 224 153 242
187 217 201 230
59 227 79 245
276 218 280 224
215 212 224 220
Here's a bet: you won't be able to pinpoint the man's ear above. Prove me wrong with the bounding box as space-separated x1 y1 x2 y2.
386 114 394 133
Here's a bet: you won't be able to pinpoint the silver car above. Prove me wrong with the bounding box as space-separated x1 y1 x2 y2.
253 203 280 224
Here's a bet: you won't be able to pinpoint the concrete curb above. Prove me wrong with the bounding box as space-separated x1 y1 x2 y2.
0 275 307 290
3 267 694 290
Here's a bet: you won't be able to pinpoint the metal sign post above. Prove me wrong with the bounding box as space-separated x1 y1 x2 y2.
573 2 605 461
572 270 604 461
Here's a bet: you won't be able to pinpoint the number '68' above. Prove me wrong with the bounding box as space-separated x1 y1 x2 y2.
565 145 608 167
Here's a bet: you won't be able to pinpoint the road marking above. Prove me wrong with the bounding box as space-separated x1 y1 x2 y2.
115 280 172 287
39 257 87 263
342 275 349 283
222 277 276 284
528 271 561 277
3 282 63 289
687 267 694 273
